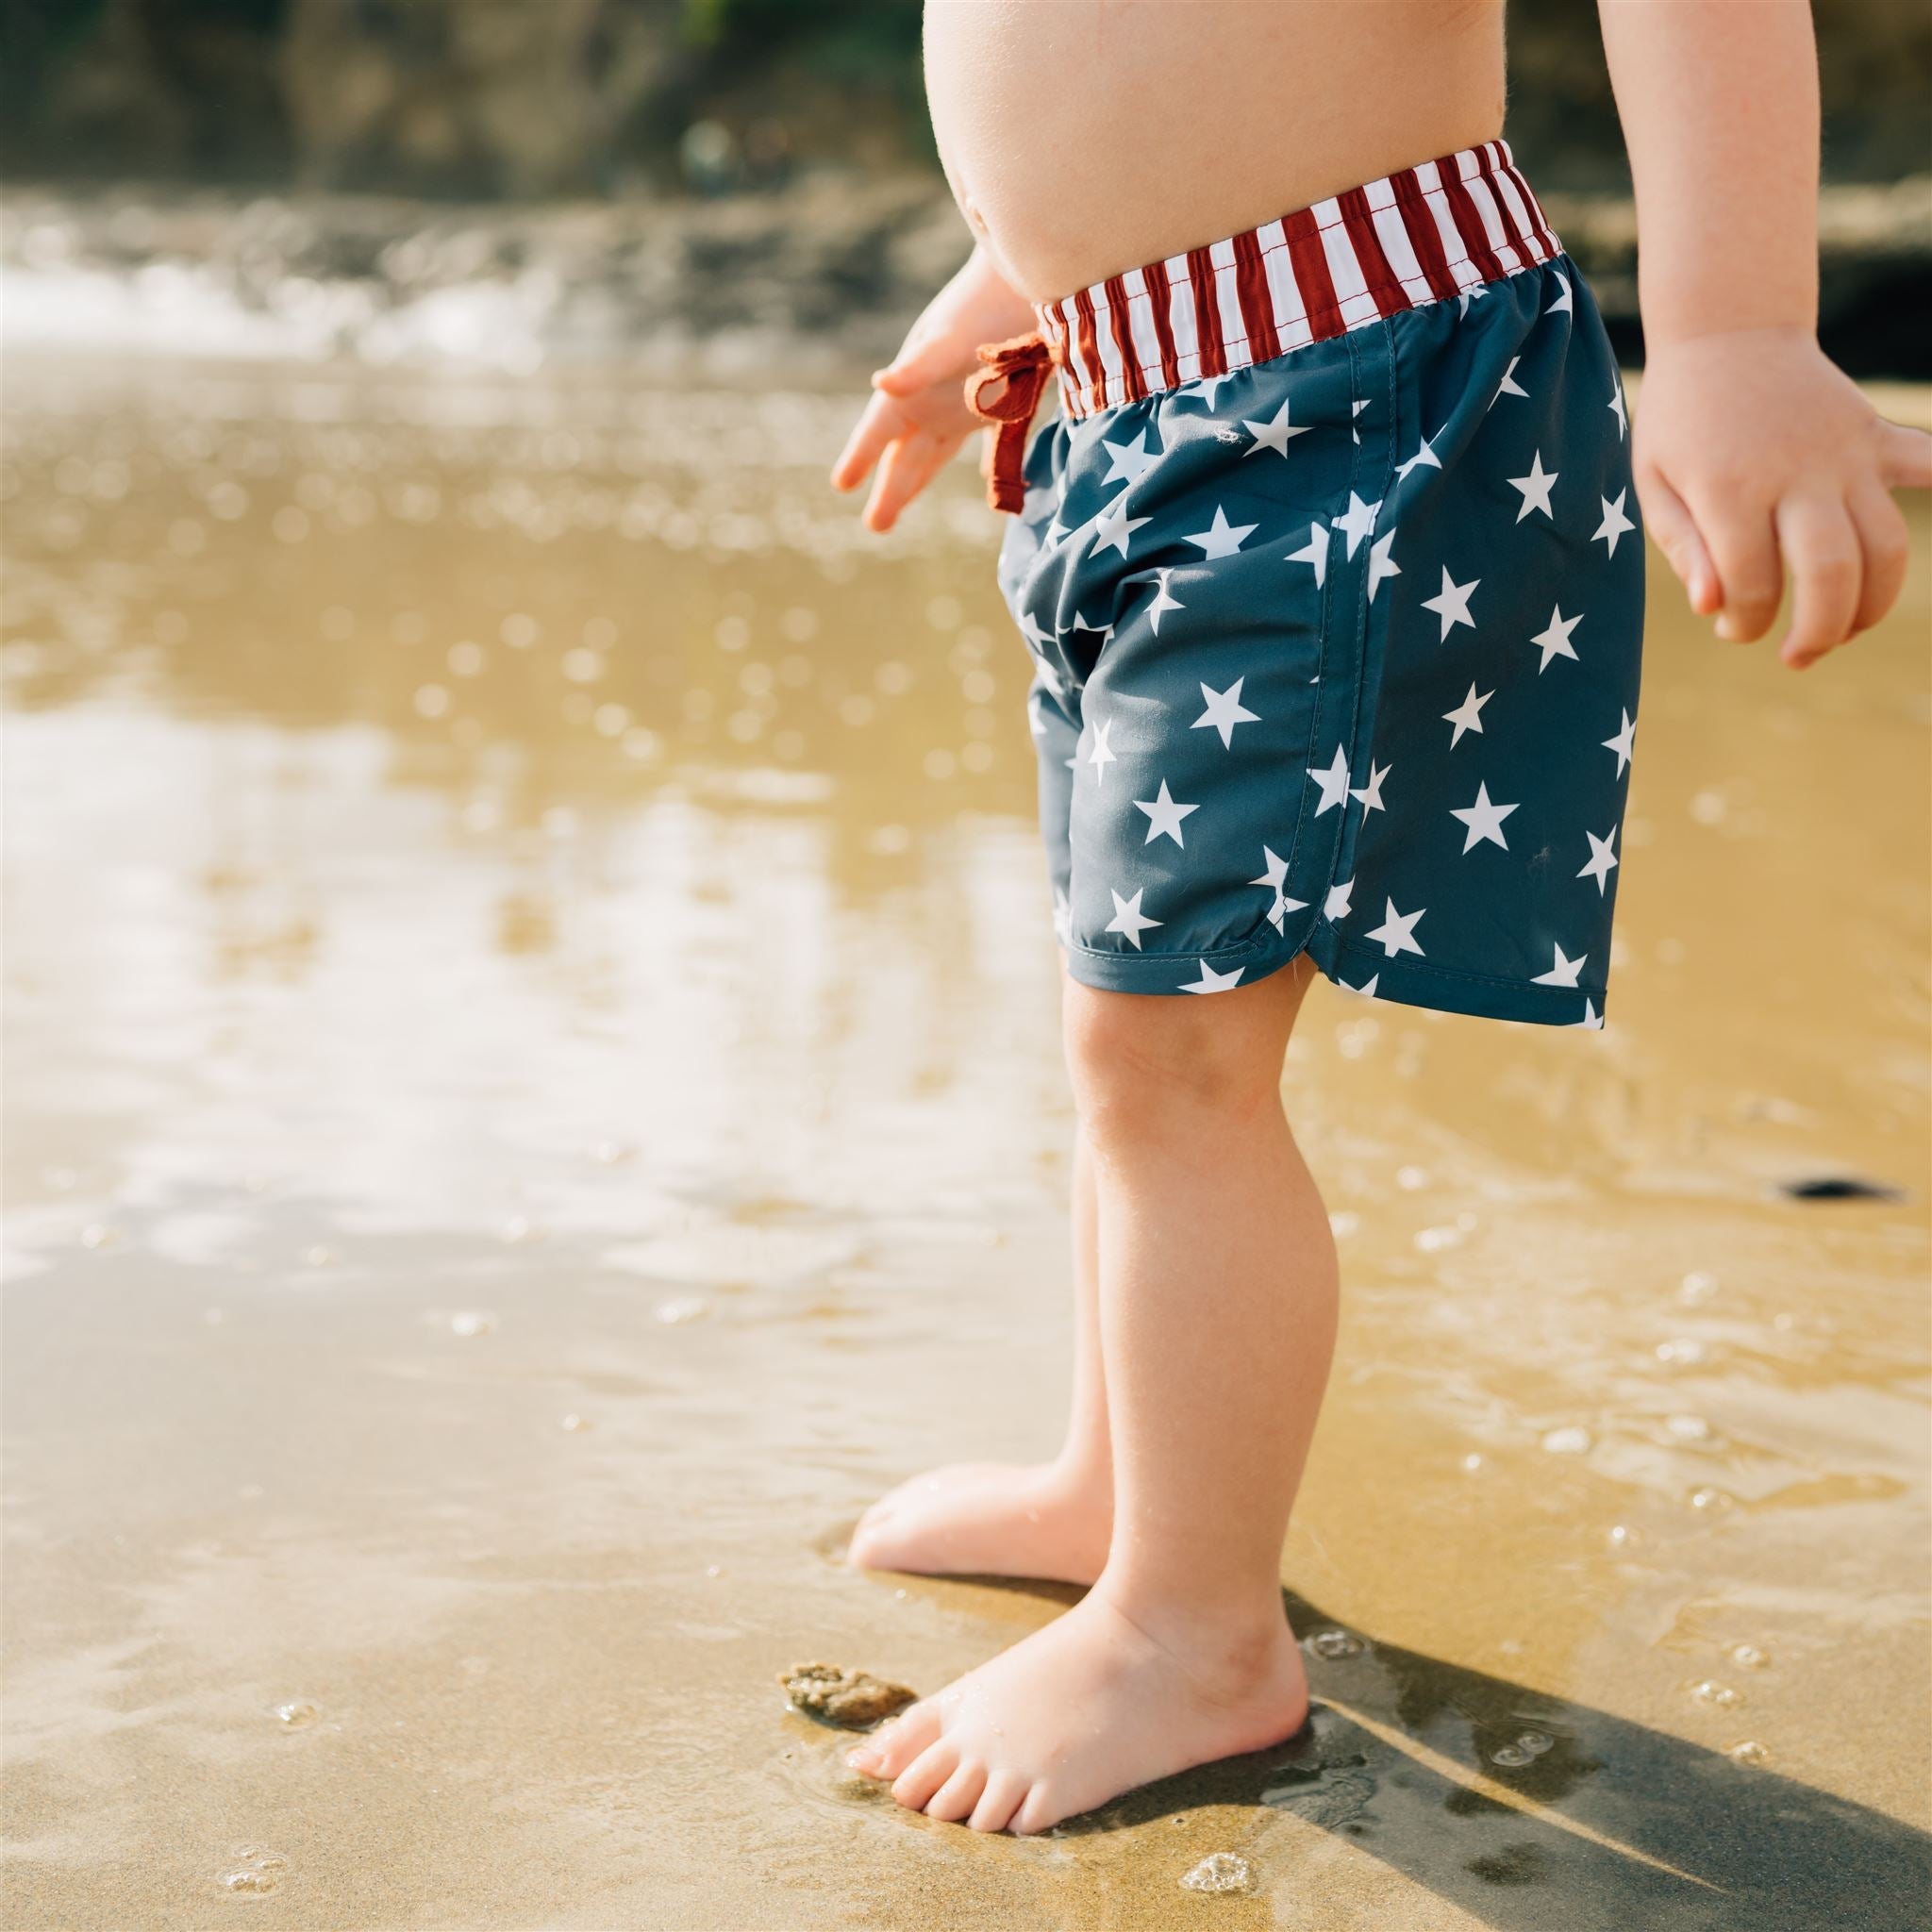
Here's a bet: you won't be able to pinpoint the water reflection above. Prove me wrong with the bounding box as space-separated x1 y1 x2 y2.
3 352 1927 1928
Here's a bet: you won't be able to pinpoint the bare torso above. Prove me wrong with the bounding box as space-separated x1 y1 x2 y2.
924 0 1508 302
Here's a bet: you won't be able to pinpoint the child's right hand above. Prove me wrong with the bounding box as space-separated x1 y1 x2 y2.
831 244 1039 532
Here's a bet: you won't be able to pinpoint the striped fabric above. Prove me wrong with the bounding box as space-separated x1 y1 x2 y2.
1034 140 1561 420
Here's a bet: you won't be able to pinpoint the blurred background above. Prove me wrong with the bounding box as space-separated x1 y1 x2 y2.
3 6 1928 1930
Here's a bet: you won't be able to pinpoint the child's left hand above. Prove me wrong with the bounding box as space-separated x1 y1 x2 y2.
1632 325 1931 667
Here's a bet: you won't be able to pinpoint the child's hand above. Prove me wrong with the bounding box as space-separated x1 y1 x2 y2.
1633 326 1931 668
832 244 1039 533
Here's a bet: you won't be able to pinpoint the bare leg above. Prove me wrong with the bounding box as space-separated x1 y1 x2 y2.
849 960 1337 1833
848 968 1114 1583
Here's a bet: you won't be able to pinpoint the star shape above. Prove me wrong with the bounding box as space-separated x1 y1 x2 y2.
1529 604 1583 672
1085 716 1117 784
1366 530 1401 602
1577 825 1620 894
1457 282 1489 316
1100 427 1160 487
1603 708 1636 777
1507 450 1558 522
1144 567 1186 635
1041 516 1068 552
1546 275 1574 315
1365 897 1426 958
1324 877 1354 922
1421 567 1479 641
1395 436 1441 482
1179 959 1245 993
1183 505 1258 559
1062 609 1114 650
1309 745 1352 816
1030 656 1063 697
1349 759 1391 813
1608 381 1628 440
1018 608 1054 652
1449 780 1519 852
1191 677 1259 747
1574 998 1605 1030
1178 372 1234 411
1491 356 1528 407
1241 396 1311 458
1248 846 1307 932
1092 495 1152 558
1286 522 1329 588
1442 684 1491 745
1135 778 1200 847
1347 973 1381 998
1593 489 1636 558
1532 941 1587 987
1333 491 1381 559
1106 887 1161 948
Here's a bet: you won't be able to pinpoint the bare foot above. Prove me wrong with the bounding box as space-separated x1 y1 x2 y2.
844 1586 1308 1834
846 1461 1111 1585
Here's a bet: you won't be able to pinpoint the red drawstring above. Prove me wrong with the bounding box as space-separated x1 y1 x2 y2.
965 332 1056 513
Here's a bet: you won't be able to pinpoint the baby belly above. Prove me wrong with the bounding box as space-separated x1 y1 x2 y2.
924 0 1507 302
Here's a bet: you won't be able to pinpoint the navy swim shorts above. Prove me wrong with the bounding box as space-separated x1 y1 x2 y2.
990 141 1643 1026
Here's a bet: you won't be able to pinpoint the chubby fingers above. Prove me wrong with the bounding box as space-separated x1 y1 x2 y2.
1690 490 1783 644
863 425 965 534
1876 418 1932 491
1635 466 1720 615
830 390 908 494
1774 490 1863 669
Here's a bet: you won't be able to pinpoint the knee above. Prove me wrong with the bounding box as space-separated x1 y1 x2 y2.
1061 977 1290 1143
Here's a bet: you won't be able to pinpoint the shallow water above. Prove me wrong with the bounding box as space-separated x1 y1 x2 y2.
3 352 1928 1930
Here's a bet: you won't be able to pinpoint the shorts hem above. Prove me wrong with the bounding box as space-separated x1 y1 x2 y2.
1307 923 1608 1027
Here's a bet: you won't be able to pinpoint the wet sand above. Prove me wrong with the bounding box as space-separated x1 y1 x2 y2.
2 353 1928 1929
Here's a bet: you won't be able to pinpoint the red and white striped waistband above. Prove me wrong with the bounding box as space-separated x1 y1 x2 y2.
1035 140 1560 420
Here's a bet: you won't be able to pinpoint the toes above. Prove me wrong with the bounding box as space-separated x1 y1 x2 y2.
967 1768 1030 1834
924 1759 989 1824
850 1699 939 1779
891 1739 959 1812
1008 1784 1064 1836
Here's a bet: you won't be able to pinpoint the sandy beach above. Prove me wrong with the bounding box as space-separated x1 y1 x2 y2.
3 348 1928 1928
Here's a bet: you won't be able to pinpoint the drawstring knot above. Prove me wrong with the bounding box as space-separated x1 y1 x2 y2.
965 332 1056 513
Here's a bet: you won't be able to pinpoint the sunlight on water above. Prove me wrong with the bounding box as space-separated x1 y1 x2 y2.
2 350 1927 1930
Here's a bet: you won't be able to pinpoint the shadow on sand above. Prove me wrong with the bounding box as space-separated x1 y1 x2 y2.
959 1582 1928 1932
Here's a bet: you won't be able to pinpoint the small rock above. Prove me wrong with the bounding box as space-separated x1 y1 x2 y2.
778 1662 916 1728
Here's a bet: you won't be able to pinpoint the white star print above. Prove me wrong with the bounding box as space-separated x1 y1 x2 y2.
1602 708 1636 777
1191 677 1259 747
1394 436 1442 482
1577 825 1620 894
1347 973 1381 997
1507 450 1558 522
1442 684 1491 746
1310 745 1352 816
1249 846 1307 932
1042 517 1068 552
1064 609 1114 646
1092 496 1152 558
1530 604 1583 672
1286 522 1329 589
1366 530 1401 602
1349 759 1391 813
1608 381 1628 440
1365 897 1426 958
1030 656 1063 696
1179 959 1246 993
1183 505 1258 558
1546 275 1574 315
1421 567 1479 641
1135 778 1200 846
1449 780 1519 853
1532 942 1587 987
1324 877 1354 921
1086 717 1117 784
1593 490 1636 558
1491 356 1528 407
1241 396 1311 458
1144 568 1186 635
1018 608 1053 651
1457 282 1489 316
1100 428 1159 487
1179 372 1234 411
1574 998 1604 1029
1334 491 1381 558
1106 888 1161 948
